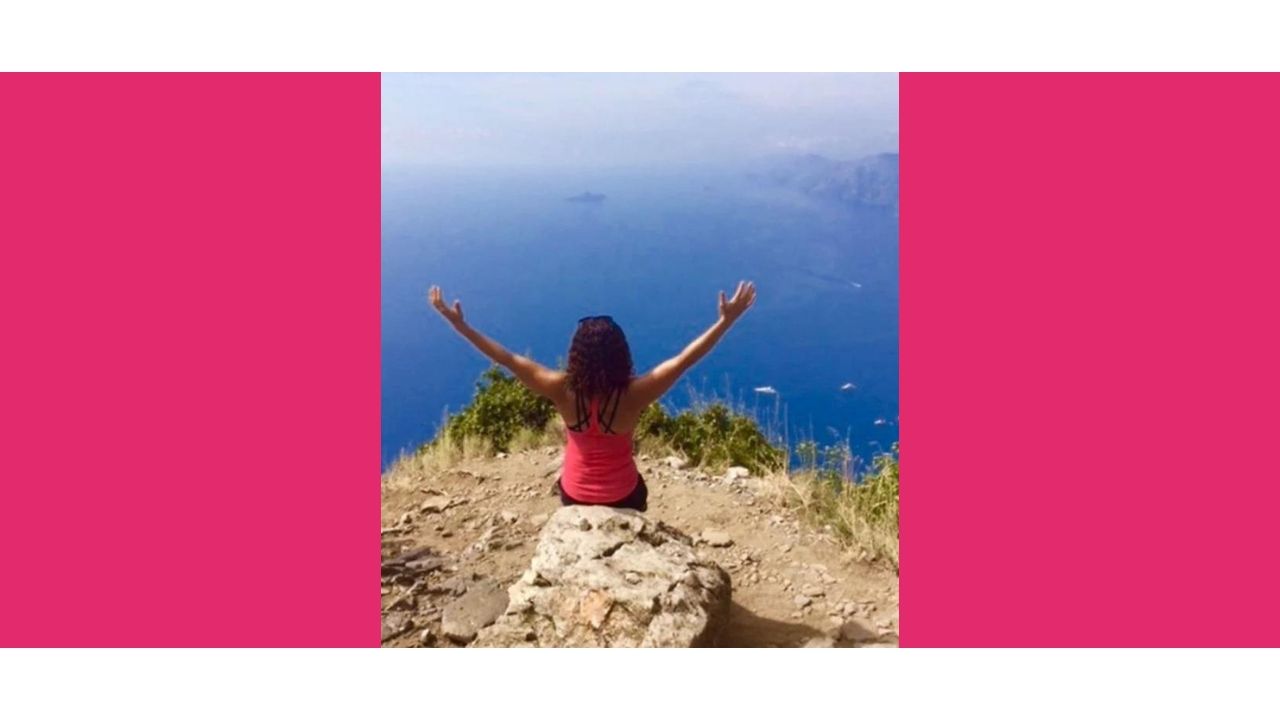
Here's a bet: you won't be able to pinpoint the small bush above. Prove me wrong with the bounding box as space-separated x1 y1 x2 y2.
637 401 785 476
635 402 671 439
437 366 555 453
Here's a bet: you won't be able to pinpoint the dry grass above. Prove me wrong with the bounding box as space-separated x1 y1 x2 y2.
634 433 678 459
763 465 900 572
509 417 564 454
382 418 562 493
381 433 491 492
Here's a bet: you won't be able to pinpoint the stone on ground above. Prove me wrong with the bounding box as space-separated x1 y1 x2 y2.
440 580 510 644
381 612 413 642
836 619 878 644
420 495 450 513
699 530 734 547
473 506 731 647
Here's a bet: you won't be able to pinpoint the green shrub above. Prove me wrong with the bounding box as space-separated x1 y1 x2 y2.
432 369 786 475
641 401 785 476
437 366 555 453
635 402 672 439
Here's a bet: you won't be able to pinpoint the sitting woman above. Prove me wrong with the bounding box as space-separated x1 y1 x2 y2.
427 281 757 512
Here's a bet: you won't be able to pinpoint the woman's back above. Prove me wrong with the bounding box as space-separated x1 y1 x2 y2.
559 387 640 504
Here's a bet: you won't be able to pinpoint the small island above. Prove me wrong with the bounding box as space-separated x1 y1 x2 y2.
565 191 606 203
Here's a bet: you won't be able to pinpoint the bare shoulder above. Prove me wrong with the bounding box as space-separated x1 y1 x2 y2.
540 367 569 384
610 380 651 429
541 370 571 402
626 363 674 407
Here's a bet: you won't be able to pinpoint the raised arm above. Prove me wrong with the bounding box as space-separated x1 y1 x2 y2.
428 286 565 400
630 281 757 406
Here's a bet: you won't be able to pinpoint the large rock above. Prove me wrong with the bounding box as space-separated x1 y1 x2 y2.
473 506 731 647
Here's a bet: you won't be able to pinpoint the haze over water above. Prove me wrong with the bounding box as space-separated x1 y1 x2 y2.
382 74 899 469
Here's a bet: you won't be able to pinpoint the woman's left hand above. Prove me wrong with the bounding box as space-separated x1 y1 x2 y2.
428 285 465 326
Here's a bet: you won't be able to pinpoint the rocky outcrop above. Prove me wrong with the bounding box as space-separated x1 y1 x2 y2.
473 506 732 648
381 451 899 648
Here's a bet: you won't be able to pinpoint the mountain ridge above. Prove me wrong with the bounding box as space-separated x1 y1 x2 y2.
752 152 899 210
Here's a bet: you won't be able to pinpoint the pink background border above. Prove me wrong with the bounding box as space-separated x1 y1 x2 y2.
3 73 1278 646
900 73 1280 646
0 74 381 646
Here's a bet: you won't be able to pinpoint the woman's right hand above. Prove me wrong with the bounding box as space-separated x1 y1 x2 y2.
718 280 757 323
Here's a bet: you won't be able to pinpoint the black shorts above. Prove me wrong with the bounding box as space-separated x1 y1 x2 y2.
556 473 648 512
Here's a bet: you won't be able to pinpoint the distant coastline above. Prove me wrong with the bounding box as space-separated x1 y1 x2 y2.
750 152 899 212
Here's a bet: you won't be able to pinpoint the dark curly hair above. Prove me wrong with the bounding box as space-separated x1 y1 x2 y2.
566 317 634 400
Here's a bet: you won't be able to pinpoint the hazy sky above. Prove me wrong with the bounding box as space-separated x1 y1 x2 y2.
382 73 897 168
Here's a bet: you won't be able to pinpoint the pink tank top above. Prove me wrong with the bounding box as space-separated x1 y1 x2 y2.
561 389 638 504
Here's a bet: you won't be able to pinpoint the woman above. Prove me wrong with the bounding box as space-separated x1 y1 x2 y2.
427 281 757 512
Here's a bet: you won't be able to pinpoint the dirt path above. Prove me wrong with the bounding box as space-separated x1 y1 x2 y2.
381 447 898 648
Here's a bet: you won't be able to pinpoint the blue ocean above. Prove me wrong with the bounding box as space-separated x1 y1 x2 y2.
381 159 898 469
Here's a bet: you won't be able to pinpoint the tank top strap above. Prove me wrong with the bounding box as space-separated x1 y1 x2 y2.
567 389 590 432
597 386 622 435
567 388 623 435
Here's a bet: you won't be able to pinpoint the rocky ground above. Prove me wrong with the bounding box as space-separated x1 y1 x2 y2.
381 447 899 648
